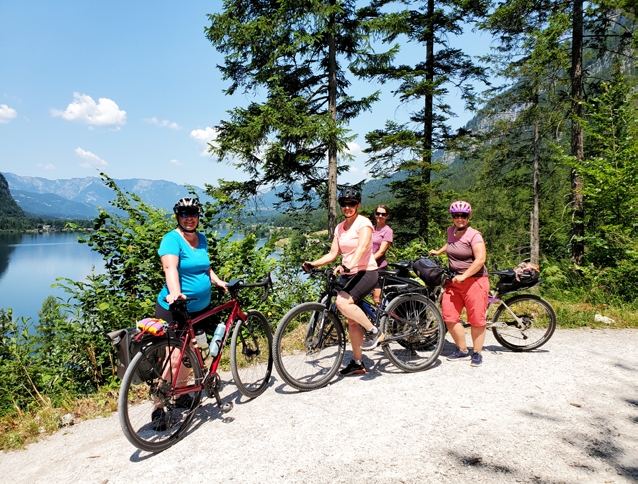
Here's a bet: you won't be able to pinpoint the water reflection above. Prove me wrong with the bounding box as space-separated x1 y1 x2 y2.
0 233 21 281
0 232 104 322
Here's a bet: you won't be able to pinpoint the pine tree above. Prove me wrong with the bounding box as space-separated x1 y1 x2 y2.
352 0 489 243
206 1 379 237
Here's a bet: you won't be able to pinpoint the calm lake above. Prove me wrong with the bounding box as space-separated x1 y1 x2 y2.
0 229 245 324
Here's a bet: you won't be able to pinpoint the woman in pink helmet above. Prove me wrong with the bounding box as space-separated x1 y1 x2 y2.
429 201 489 367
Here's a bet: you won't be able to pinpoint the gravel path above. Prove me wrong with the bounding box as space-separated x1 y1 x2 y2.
1 328 637 484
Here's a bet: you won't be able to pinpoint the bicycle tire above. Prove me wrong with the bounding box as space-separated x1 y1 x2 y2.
380 293 445 372
230 310 273 398
118 339 202 453
273 302 346 391
491 294 557 351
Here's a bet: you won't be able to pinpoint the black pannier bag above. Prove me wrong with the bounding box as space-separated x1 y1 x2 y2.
412 256 445 288
495 267 540 295
108 327 161 384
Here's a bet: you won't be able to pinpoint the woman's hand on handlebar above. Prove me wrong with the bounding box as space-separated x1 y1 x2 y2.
333 264 350 277
165 292 186 304
302 261 314 273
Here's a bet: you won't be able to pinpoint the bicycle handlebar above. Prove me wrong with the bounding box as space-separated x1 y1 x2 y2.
226 272 272 303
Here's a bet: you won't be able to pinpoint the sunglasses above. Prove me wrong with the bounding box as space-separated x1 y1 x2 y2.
339 201 359 208
178 210 199 218
451 213 469 219
375 212 387 217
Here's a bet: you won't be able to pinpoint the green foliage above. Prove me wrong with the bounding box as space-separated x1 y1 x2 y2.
572 70 638 265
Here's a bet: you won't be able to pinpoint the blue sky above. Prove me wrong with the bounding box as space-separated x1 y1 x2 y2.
0 1 494 188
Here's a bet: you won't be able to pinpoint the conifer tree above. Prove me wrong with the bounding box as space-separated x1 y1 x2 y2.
206 1 379 237
352 0 489 243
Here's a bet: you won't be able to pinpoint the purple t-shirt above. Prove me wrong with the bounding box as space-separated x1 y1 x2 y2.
371 225 394 269
446 226 487 277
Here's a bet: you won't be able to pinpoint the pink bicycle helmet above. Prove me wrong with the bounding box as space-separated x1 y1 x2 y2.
449 200 472 213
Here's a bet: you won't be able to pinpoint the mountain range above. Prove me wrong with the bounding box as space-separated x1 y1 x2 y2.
3 173 207 219
3 172 398 220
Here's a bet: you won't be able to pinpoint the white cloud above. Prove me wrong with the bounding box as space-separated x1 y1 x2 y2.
190 127 218 156
37 163 56 170
51 93 126 128
170 159 184 166
75 147 108 168
0 104 17 123
346 142 362 156
145 117 181 130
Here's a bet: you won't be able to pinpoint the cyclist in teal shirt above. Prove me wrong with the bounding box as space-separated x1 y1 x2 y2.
155 197 227 321
152 197 227 431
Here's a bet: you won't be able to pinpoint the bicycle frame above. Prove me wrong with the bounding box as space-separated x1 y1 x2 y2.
158 274 271 405
429 270 542 329
160 297 244 400
314 268 430 345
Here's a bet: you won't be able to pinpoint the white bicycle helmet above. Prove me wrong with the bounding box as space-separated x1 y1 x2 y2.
449 200 472 213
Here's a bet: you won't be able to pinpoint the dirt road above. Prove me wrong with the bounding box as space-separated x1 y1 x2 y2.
1 329 637 483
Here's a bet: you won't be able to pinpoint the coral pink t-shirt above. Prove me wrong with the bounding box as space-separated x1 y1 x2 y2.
335 215 378 273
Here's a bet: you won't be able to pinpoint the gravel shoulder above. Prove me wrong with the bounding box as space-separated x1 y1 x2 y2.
1 328 637 484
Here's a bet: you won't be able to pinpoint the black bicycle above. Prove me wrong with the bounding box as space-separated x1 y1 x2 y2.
272 268 445 391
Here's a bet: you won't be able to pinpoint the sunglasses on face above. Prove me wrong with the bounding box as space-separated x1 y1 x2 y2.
178 210 199 218
375 212 387 217
339 201 358 208
451 213 469 219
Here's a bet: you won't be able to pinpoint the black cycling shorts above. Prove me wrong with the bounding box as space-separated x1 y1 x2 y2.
339 270 379 304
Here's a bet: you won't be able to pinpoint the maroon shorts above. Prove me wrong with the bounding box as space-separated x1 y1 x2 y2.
441 277 489 327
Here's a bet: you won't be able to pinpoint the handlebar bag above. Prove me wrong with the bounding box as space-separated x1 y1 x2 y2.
412 257 445 288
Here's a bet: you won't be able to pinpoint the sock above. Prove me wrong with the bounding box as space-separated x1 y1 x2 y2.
459 348 469 354
354 359 362 365
368 326 378 334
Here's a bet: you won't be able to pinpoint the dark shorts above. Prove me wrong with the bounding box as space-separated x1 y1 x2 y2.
154 301 218 331
340 271 379 304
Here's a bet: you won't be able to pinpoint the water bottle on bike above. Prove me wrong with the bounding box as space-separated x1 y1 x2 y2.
210 323 226 357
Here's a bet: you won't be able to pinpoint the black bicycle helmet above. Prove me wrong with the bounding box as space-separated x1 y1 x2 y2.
173 197 202 215
337 187 361 203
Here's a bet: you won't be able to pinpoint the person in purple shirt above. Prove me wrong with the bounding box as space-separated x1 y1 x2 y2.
429 201 488 367
370 205 393 305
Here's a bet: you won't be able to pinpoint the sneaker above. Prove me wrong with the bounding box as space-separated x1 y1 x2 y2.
361 329 385 351
339 360 366 376
446 349 471 361
471 352 483 367
151 408 167 431
174 393 193 409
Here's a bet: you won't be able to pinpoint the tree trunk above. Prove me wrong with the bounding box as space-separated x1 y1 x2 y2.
531 103 540 266
421 0 434 243
570 0 585 265
327 7 338 240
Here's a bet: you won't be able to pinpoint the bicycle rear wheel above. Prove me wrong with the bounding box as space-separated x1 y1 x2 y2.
380 293 445 372
273 302 346 391
491 294 556 351
118 339 202 453
230 310 273 398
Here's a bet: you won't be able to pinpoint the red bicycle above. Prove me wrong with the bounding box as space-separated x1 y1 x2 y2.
118 274 272 453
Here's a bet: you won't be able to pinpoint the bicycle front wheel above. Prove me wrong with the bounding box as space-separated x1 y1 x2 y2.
380 293 445 372
230 310 273 399
118 339 202 453
491 294 557 351
273 302 346 391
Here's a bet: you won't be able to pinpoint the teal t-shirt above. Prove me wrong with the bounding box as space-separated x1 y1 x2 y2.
157 230 211 312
